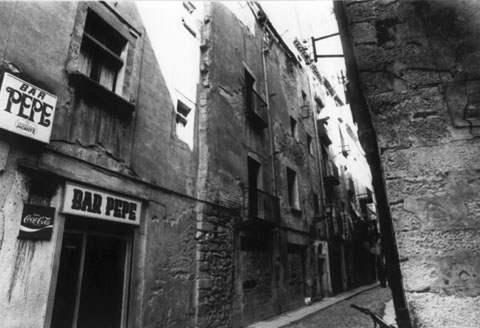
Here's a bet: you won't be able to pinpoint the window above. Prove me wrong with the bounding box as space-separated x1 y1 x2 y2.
175 99 192 127
245 69 256 111
79 10 127 93
182 1 196 14
301 90 307 103
287 167 300 210
182 1 198 38
290 116 298 140
248 156 261 217
307 134 313 155
313 193 320 215
244 69 267 129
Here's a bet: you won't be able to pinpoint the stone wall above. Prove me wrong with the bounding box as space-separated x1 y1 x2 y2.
195 2 324 326
340 0 480 327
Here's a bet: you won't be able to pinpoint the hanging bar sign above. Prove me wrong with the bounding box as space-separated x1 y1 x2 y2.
0 73 57 143
18 203 56 240
63 182 141 225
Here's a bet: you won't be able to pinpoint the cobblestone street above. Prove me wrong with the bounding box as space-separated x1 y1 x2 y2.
285 286 392 328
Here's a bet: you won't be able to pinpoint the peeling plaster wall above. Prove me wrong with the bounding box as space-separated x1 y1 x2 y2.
342 0 480 326
0 2 198 327
0 161 63 327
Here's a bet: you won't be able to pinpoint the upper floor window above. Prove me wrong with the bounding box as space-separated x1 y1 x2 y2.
175 99 192 127
313 193 320 215
287 167 300 210
306 134 313 155
244 69 267 129
290 116 298 140
79 10 127 93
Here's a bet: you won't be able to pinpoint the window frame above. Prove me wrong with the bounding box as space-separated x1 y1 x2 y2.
290 116 298 140
306 133 313 155
286 167 300 211
78 9 128 94
65 3 140 115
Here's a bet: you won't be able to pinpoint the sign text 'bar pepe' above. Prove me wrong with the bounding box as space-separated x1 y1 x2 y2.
0 73 57 143
63 182 141 225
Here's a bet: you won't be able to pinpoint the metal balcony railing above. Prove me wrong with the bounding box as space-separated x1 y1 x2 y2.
247 188 279 225
317 120 332 146
245 87 268 129
323 160 340 186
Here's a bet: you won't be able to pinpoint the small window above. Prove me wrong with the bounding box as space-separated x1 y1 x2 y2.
313 193 320 215
290 116 298 140
287 167 300 210
306 134 313 155
176 100 192 127
79 10 127 92
301 90 307 103
245 69 255 105
182 1 196 14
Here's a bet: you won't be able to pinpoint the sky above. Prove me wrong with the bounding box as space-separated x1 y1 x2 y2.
259 1 345 80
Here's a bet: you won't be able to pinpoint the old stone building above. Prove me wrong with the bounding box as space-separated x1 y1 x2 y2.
0 2 381 328
195 2 327 325
0 2 199 327
336 0 480 327
317 82 379 294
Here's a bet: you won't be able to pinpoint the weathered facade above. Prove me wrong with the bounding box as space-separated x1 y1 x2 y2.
318 89 379 295
0 2 199 327
0 2 381 328
336 0 480 327
196 3 326 325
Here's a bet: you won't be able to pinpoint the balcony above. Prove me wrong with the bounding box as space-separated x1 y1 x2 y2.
317 120 332 146
245 87 268 129
323 161 340 186
245 188 280 227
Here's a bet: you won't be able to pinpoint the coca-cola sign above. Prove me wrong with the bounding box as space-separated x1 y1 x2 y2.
18 203 55 240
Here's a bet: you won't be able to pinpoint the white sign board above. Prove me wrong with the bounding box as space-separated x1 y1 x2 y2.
0 73 57 143
63 182 141 225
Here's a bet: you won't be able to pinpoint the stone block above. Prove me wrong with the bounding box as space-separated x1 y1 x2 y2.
402 255 480 296
381 142 480 178
197 278 212 290
408 292 480 328
396 230 480 259
351 22 377 44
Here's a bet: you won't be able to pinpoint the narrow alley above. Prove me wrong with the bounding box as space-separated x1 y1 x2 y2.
0 1 479 328
248 284 393 328
285 286 392 328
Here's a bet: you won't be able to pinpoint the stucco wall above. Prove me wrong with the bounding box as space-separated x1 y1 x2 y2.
0 2 198 327
341 0 480 326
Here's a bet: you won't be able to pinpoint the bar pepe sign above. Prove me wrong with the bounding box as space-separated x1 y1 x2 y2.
63 183 141 225
0 73 57 143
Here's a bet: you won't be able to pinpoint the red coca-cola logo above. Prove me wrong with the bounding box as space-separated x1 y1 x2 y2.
22 214 52 227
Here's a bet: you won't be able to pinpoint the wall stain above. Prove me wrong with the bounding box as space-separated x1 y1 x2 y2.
7 240 36 302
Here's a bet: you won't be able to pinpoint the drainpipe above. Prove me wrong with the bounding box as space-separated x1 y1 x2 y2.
260 19 283 314
333 2 412 328
261 26 277 197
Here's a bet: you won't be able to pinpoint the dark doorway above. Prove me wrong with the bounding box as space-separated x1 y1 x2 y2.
52 228 131 328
